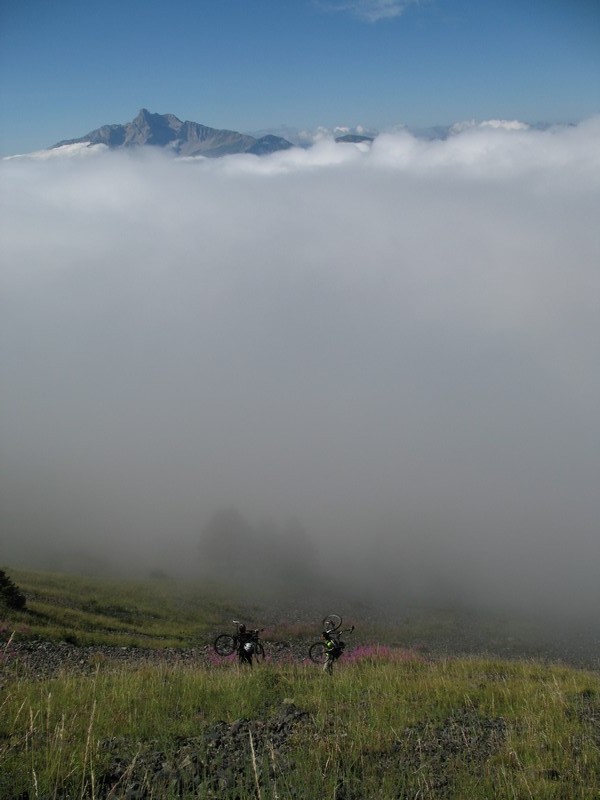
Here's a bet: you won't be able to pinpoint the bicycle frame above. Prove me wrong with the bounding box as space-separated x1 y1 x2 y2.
214 620 265 660
309 625 354 664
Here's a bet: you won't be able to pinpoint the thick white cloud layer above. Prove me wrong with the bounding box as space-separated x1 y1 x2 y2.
1 120 599 616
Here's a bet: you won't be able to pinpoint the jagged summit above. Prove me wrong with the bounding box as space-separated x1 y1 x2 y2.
52 109 293 158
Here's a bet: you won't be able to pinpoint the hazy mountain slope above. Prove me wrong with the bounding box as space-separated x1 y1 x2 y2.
52 108 293 157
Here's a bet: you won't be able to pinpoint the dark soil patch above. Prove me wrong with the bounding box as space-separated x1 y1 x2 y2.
373 707 508 799
570 688 600 747
97 702 309 799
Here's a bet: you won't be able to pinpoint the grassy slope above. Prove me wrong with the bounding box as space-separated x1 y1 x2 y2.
1 567 599 798
2 566 595 663
0 566 261 648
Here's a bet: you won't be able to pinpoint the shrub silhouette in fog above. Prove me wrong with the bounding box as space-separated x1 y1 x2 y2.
199 508 319 588
0 569 26 610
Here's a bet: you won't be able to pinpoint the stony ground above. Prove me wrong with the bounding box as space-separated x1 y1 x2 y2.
91 705 515 800
2 637 599 799
1 638 311 682
95 701 311 800
2 618 599 685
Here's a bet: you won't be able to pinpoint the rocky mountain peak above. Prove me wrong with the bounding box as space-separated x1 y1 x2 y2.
52 110 293 158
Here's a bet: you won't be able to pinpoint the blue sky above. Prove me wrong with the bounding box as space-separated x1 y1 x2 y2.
0 0 598 155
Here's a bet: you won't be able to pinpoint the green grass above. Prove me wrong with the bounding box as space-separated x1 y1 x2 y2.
0 567 258 648
1 567 599 797
1 655 599 799
1 566 582 662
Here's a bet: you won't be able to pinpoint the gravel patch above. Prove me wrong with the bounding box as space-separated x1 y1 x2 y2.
370 707 508 799
1 639 312 682
97 702 309 799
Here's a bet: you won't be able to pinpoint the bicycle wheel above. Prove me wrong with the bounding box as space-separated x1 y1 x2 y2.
254 642 265 663
214 634 236 656
322 614 342 633
309 641 327 664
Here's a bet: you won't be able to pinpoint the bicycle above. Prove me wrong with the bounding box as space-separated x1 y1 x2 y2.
322 613 342 633
213 620 266 662
309 615 354 664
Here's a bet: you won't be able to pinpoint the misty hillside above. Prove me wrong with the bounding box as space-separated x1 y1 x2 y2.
1 566 599 669
3 567 599 798
3 606 599 800
51 108 293 157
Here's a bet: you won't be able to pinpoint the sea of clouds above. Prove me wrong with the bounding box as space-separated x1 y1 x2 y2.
1 119 599 618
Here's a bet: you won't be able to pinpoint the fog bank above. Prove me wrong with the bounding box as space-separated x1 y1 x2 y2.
1 120 599 621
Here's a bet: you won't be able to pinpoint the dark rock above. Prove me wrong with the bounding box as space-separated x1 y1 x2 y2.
335 134 374 144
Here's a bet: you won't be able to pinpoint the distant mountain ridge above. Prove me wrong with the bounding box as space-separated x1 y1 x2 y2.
41 112 561 162
52 109 293 158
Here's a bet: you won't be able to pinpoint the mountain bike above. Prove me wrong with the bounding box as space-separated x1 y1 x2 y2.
322 613 342 633
309 615 354 664
213 620 266 662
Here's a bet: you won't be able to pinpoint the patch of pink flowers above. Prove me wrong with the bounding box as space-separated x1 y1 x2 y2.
204 649 237 668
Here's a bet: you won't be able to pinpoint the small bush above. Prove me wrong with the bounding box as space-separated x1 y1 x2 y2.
0 569 26 610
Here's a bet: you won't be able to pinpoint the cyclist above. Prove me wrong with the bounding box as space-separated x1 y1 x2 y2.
322 630 344 675
237 623 255 667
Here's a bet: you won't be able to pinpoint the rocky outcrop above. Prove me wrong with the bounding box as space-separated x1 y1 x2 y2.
52 109 293 157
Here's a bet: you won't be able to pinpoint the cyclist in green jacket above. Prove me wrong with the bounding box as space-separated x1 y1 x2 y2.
322 630 343 675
